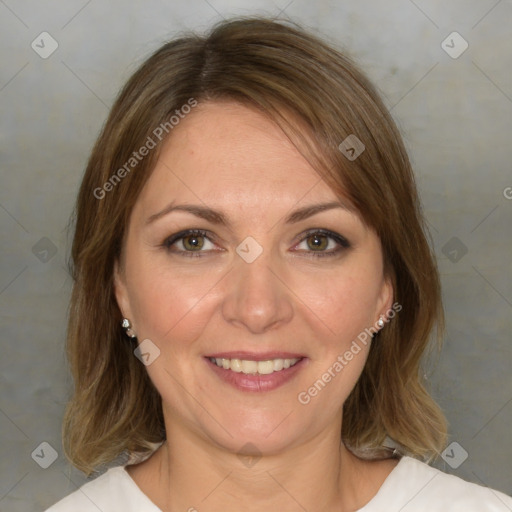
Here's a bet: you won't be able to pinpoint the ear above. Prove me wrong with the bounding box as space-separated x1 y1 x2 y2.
376 274 394 321
113 259 133 320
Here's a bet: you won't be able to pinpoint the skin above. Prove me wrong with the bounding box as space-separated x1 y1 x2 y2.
115 101 397 512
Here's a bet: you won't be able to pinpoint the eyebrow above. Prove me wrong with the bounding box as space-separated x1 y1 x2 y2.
145 201 351 227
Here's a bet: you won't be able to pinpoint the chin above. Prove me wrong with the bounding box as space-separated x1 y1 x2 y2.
197 403 314 458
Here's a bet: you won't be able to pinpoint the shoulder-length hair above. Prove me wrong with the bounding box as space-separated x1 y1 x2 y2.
64 17 446 474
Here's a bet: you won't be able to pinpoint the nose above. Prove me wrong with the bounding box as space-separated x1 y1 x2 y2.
221 251 294 334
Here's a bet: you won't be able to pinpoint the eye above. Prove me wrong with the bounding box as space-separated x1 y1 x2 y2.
162 229 217 256
293 229 350 257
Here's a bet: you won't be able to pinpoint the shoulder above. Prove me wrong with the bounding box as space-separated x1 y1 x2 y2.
362 456 512 512
45 466 161 512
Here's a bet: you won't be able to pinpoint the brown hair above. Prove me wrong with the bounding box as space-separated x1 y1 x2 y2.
64 17 446 475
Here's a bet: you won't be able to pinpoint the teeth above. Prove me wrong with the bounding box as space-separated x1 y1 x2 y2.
231 359 243 372
209 357 300 375
273 359 284 371
241 360 258 373
258 360 274 375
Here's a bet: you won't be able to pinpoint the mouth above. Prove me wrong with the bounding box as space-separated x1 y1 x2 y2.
208 356 301 375
204 352 307 392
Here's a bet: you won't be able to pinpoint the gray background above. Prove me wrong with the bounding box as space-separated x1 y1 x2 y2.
0 0 511 510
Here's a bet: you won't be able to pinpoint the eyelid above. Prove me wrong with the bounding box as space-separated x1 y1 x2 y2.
162 228 350 257
295 228 350 247
291 228 351 256
162 229 219 254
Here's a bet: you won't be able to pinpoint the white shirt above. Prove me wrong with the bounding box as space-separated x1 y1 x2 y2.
46 456 512 511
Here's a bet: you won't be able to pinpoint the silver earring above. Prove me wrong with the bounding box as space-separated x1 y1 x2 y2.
121 318 137 339
377 317 385 329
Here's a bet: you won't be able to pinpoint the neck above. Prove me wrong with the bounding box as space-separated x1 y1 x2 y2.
129 418 393 512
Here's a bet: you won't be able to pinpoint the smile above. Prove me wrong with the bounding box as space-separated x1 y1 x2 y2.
205 353 307 392
208 357 301 375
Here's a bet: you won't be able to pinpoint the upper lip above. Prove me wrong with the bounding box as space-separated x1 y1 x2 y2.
205 351 305 361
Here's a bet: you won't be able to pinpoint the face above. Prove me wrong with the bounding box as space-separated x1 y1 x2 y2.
115 101 392 455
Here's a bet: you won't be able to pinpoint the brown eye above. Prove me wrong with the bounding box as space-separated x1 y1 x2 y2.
306 234 328 251
163 229 216 256
293 229 350 257
182 234 205 251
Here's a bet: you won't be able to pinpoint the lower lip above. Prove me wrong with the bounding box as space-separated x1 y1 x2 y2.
205 357 307 392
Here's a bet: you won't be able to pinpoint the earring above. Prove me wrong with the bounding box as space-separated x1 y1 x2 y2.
121 318 137 339
377 317 385 329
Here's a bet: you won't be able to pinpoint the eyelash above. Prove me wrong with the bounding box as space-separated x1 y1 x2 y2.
162 229 217 258
293 229 350 258
161 229 350 259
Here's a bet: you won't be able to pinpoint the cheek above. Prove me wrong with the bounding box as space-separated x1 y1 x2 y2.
291 267 379 410
289 263 383 345
124 237 385 357
126 258 226 351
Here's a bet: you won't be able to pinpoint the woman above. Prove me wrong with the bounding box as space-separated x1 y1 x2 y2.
47 17 511 511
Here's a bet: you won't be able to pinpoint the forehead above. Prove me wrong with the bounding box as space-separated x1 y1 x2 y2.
134 101 348 220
